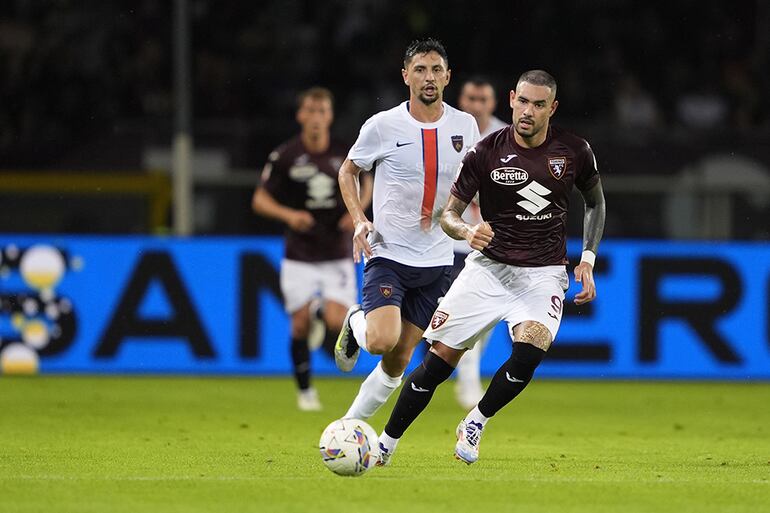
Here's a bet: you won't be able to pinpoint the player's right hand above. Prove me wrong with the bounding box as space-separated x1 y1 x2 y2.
352 220 374 263
287 210 315 232
466 222 494 251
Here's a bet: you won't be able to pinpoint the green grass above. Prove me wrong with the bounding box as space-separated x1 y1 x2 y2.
1 377 769 513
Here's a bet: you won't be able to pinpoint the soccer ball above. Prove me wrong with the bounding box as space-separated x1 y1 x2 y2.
319 418 380 476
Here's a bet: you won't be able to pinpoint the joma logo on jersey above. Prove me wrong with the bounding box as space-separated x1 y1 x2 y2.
490 167 528 185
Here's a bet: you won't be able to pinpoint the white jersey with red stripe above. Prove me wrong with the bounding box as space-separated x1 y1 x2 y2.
348 101 479 267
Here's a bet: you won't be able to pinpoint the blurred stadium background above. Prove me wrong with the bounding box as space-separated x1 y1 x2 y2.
1 2 769 511
2 0 769 238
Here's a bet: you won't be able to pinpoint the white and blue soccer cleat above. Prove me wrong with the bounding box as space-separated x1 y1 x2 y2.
334 304 362 372
376 441 392 467
454 418 484 464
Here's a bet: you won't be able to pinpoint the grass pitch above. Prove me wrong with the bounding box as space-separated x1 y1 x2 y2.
1 376 768 513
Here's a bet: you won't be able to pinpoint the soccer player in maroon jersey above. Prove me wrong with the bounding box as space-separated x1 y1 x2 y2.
375 70 606 465
252 87 372 411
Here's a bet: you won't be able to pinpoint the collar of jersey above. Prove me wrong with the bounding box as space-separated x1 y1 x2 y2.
401 101 449 128
508 124 553 151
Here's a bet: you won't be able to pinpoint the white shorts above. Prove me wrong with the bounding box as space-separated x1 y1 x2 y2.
425 251 569 350
280 258 357 313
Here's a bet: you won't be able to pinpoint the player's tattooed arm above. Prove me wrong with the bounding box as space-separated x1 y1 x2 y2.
573 178 606 305
580 179 606 254
440 194 494 251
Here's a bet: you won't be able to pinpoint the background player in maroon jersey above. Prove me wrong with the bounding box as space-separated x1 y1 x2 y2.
375 70 606 465
252 87 372 411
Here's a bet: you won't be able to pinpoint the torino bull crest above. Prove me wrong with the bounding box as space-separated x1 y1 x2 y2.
548 157 566 179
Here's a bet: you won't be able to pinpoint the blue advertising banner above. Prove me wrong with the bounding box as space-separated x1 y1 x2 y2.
0 236 768 379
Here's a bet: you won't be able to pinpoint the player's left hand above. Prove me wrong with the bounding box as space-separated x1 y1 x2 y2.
352 220 374 263
573 262 596 305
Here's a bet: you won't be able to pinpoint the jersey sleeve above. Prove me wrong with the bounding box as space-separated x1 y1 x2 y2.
450 147 483 204
574 141 600 192
347 115 382 171
469 116 481 146
260 149 286 197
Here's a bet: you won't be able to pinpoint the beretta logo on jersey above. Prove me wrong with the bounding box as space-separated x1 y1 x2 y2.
451 135 463 153
548 157 567 179
430 310 449 329
490 167 528 185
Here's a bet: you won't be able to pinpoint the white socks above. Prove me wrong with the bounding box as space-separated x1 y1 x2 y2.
378 430 400 454
344 361 402 420
456 341 482 385
465 405 490 427
456 330 491 385
350 310 368 351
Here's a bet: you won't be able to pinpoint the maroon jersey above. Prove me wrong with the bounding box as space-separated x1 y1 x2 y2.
451 125 600 266
260 136 352 262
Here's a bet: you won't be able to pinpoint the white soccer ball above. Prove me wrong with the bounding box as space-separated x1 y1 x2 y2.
319 418 380 476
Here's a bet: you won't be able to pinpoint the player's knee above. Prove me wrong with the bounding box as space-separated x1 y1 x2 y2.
366 328 399 355
517 321 553 351
290 311 310 339
291 324 309 340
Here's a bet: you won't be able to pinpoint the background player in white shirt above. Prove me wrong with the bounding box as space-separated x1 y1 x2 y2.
453 77 510 409
458 77 508 139
334 39 479 422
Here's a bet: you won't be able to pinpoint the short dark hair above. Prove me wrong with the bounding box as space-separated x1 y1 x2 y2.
297 86 334 109
516 70 557 96
403 38 449 69
463 76 495 91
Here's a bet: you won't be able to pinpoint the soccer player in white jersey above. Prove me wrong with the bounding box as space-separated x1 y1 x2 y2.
333 39 480 425
376 70 606 466
453 77 510 409
459 78 508 138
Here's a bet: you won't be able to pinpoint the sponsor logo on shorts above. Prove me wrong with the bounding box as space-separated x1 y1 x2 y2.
430 310 449 330
379 284 393 298
548 156 567 179
490 167 528 185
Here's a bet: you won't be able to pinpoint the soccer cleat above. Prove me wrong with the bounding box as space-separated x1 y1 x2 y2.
334 304 362 372
376 442 392 467
454 418 484 464
297 388 322 411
